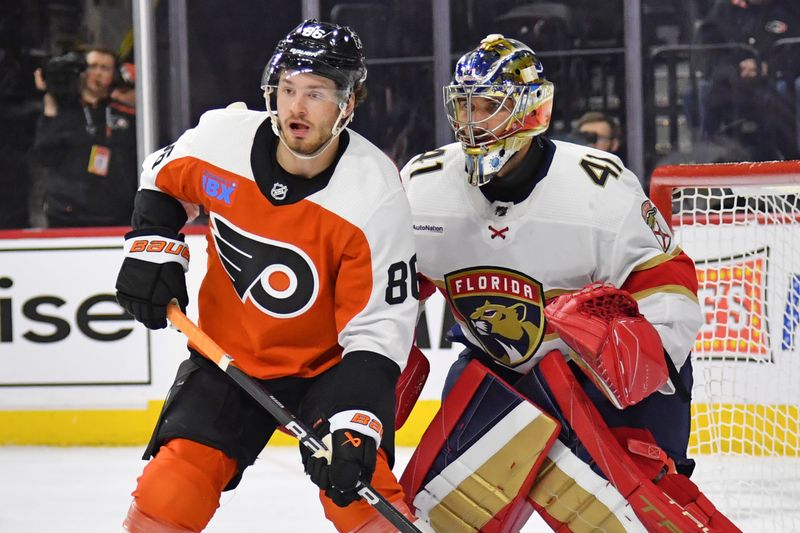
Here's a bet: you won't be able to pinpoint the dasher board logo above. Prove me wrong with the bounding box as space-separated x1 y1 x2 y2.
0 240 150 386
695 248 769 362
445 267 545 367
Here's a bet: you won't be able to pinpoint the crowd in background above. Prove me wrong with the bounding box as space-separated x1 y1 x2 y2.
0 0 798 230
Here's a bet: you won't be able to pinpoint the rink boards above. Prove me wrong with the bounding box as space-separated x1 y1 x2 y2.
0 229 448 446
1 227 798 455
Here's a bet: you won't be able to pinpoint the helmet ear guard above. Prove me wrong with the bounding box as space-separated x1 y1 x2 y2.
445 35 554 186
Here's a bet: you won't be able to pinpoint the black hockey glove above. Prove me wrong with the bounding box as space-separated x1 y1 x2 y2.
301 415 380 507
115 227 190 329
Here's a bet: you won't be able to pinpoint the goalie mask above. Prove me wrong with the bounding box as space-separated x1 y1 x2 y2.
445 35 554 186
262 19 367 158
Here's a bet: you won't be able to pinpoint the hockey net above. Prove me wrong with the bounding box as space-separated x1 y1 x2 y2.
650 161 800 532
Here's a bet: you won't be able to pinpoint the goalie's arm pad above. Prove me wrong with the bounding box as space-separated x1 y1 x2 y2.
545 282 668 409
395 345 430 430
418 274 438 303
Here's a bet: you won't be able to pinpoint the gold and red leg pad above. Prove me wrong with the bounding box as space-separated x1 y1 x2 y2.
124 438 238 533
538 350 741 532
526 438 648 532
399 359 560 532
320 448 421 532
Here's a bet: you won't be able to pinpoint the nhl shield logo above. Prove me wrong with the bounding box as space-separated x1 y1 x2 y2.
445 267 545 368
271 182 289 200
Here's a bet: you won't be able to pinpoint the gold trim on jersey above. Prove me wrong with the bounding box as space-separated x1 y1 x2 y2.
632 247 684 272
631 284 699 304
544 288 573 300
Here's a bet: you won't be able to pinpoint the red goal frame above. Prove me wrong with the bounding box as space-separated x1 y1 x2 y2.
649 161 800 228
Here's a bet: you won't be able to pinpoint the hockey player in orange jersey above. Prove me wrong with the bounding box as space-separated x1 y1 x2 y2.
115 19 426 533
399 36 740 532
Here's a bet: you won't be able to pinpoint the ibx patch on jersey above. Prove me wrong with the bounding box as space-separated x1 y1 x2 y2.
202 171 237 205
445 267 545 368
210 212 319 318
641 199 671 252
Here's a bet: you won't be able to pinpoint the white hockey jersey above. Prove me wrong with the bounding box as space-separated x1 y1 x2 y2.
137 106 418 380
401 140 703 382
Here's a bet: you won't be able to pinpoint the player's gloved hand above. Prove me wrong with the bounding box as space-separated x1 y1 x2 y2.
115 227 190 329
301 412 381 507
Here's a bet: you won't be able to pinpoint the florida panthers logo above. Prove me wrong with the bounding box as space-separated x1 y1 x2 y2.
446 267 545 367
210 213 319 318
641 199 672 252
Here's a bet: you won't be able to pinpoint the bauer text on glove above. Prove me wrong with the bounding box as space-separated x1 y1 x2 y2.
115 228 189 329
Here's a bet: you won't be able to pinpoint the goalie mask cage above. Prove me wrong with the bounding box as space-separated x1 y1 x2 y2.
650 161 800 532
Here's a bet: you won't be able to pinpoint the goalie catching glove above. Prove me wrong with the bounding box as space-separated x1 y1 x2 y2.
115 227 190 329
301 411 381 507
545 282 668 409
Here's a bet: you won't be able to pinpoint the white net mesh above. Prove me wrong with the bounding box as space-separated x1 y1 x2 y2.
668 183 800 532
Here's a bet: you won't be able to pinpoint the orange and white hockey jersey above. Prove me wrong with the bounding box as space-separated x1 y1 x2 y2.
401 139 702 387
138 106 418 380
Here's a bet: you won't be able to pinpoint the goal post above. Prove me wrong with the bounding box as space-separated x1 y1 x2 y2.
650 161 800 532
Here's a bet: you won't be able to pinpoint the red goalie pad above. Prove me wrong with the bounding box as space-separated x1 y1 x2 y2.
538 351 742 532
395 345 430 429
545 282 668 408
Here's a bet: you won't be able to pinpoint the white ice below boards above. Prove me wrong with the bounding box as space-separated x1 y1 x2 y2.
0 445 777 531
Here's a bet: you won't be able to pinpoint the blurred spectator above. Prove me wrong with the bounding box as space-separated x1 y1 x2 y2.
29 45 137 228
573 111 622 155
0 44 39 229
692 0 800 161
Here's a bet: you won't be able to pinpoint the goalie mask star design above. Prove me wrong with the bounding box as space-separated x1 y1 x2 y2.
210 213 319 318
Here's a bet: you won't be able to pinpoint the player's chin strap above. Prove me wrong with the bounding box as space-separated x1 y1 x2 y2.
265 87 354 160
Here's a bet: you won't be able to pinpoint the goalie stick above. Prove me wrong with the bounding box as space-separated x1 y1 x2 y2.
166 302 423 533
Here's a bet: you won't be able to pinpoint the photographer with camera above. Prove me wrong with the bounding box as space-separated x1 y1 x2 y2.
30 45 137 228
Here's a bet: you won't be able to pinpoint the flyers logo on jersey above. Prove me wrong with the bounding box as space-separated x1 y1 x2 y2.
210 213 319 318
445 267 545 367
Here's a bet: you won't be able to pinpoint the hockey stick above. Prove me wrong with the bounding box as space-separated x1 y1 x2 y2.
166 302 422 533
